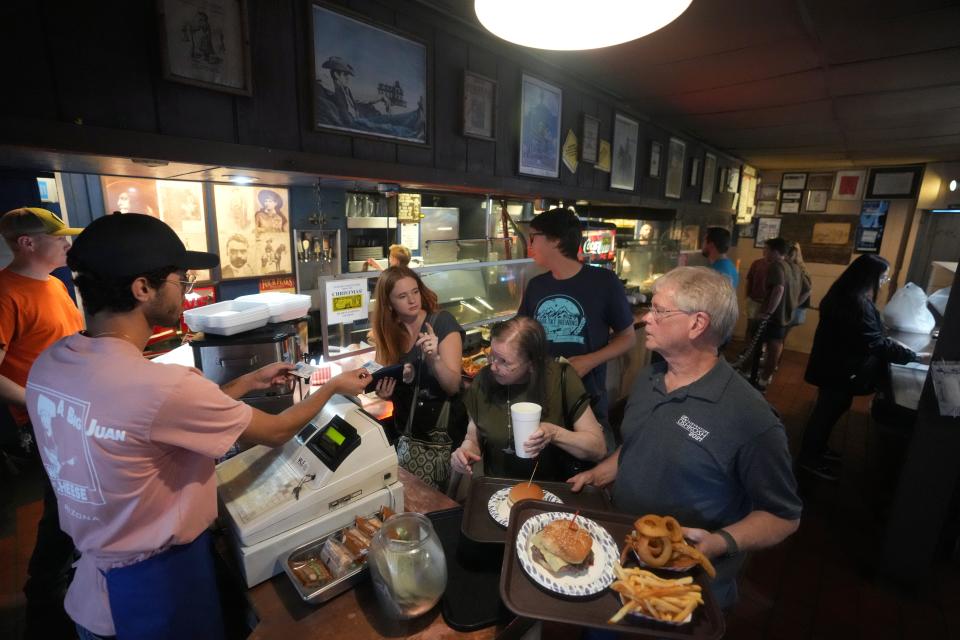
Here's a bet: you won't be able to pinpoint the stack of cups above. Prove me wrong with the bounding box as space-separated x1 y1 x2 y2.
510 402 542 458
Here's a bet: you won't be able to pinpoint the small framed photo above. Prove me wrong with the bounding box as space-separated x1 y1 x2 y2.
779 192 801 214
758 183 779 201
610 112 640 191
690 157 700 187
580 114 600 164
649 141 663 178
700 153 717 204
157 0 253 96
833 170 866 200
805 189 829 212
755 216 783 248
726 166 741 193
462 70 497 141
519 73 563 178
738 221 756 239
781 172 807 190
866 166 923 199
664 137 686 199
855 200 889 252
807 172 835 191
757 200 777 216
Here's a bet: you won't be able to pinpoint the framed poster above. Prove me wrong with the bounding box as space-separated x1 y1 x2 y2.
310 2 428 144
649 141 662 178
779 201 800 214
213 185 292 279
580 114 600 164
755 216 782 248
725 166 740 193
807 172 835 191
596 140 611 172
805 189 829 212
562 130 579 173
855 200 889 253
758 183 779 201
610 112 639 191
700 153 717 204
780 172 807 190
690 157 700 187
757 200 777 216
519 73 562 178
157 0 252 96
832 170 866 200
462 71 496 140
101 177 211 280
664 137 686 199
866 166 923 199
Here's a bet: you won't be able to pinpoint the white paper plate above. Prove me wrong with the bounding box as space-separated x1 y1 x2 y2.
515 512 617 597
487 487 562 528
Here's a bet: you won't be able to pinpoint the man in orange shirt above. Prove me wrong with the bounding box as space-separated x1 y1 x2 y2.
0 207 84 638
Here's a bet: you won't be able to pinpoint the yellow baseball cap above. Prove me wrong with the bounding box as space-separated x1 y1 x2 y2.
0 207 83 240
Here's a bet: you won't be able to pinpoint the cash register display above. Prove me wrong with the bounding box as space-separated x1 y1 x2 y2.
306 415 361 473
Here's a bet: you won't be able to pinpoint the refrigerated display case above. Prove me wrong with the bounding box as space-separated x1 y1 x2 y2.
579 222 617 269
615 220 681 294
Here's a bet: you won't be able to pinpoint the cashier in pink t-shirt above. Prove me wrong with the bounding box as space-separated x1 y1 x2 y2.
26 213 370 640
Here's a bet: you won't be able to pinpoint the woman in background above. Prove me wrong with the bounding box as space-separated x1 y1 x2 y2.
451 316 605 482
371 266 466 489
798 254 921 481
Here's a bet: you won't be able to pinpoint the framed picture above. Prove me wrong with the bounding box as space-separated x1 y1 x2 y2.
649 141 662 178
213 185 292 279
757 200 777 216
690 157 700 187
757 183 779 201
755 216 782 248
462 71 496 141
718 167 728 193
807 172 835 191
700 153 717 204
310 2 428 144
781 172 807 190
581 114 600 164
781 191 802 202
157 0 252 96
610 112 639 191
832 170 866 200
519 73 563 178
101 177 211 281
805 189 829 212
597 140 611 172
855 200 889 252
664 137 686 199
726 166 741 193
866 166 923 199
738 221 756 239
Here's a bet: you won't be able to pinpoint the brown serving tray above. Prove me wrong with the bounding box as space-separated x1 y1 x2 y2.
499 501 725 639
462 476 611 545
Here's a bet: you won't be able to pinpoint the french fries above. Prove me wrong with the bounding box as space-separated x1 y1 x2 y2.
608 564 704 624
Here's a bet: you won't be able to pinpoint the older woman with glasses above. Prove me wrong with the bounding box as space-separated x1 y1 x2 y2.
450 316 605 481
567 267 801 610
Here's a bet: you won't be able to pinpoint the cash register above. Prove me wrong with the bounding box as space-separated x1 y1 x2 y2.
216 393 404 587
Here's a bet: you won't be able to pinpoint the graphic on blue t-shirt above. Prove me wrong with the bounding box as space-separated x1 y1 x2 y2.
534 295 586 345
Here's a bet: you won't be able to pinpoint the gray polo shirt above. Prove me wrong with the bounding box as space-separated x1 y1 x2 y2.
614 358 802 608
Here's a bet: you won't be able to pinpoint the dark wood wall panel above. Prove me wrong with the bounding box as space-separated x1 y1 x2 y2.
495 61 520 179
0 2 58 120
433 31 468 173
237 0 301 150
156 83 235 142
47 1 157 132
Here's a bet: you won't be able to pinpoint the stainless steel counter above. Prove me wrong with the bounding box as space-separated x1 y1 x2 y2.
887 330 936 411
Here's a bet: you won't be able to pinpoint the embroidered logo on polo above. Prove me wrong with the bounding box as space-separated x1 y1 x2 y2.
677 415 709 442
535 295 586 345
27 383 107 506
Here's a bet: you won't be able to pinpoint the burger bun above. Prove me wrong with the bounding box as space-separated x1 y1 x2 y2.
507 482 544 508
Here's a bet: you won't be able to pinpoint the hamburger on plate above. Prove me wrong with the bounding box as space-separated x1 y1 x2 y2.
529 518 594 578
507 482 544 508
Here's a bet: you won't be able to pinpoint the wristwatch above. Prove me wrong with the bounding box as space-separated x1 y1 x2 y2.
714 528 739 558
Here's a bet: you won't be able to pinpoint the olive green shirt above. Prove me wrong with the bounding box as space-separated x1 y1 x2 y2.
465 360 591 481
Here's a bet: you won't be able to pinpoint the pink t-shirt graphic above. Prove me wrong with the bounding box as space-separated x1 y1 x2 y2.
27 335 252 636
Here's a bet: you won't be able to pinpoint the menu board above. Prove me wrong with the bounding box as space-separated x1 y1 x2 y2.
397 193 421 223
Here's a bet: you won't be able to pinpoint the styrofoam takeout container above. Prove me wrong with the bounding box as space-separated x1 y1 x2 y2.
236 292 312 323
182 300 270 336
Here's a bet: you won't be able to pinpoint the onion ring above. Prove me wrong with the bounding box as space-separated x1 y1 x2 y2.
636 535 672 567
662 516 684 543
635 515 669 538
673 541 717 578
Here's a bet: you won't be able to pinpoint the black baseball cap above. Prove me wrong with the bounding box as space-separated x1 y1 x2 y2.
67 213 219 277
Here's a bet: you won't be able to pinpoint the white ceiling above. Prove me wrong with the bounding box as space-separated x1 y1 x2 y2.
432 0 960 169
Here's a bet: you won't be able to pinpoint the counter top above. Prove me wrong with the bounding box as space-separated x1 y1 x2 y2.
245 468 508 640
887 330 936 411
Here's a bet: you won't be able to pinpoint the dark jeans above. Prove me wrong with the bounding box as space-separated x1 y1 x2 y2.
799 386 854 463
20 420 78 639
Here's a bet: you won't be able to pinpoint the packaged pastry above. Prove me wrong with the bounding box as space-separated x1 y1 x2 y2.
289 556 332 589
342 527 371 560
380 505 396 520
320 537 357 578
354 515 380 537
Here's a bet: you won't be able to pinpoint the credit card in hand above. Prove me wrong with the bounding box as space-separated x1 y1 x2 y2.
291 362 319 379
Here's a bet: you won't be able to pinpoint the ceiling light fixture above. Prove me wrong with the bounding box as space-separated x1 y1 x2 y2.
950 179 957 192
474 0 692 51
223 174 259 185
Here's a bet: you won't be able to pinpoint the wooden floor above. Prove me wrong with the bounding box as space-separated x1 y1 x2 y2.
2 349 959 639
